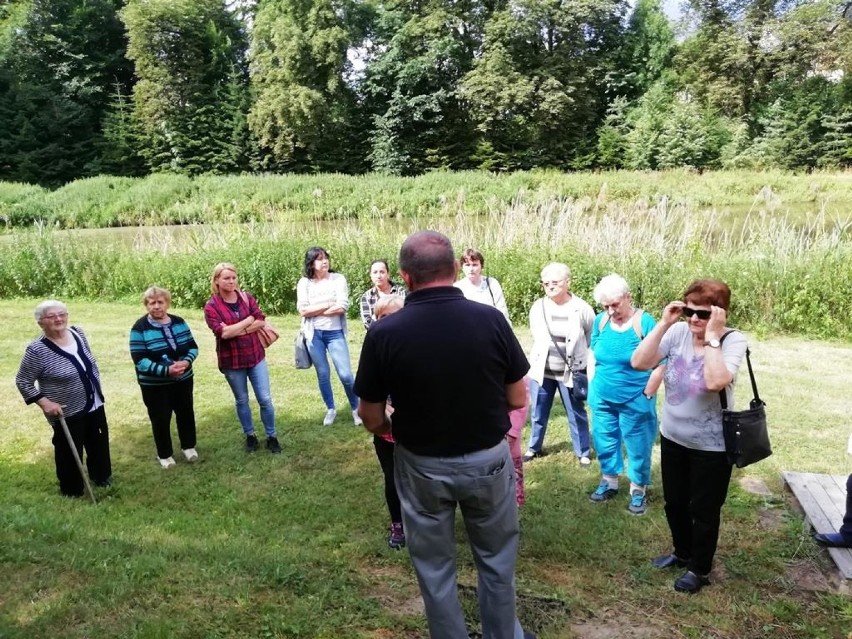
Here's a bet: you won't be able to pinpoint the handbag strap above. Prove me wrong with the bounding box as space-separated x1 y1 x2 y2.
717 330 760 410
541 302 574 369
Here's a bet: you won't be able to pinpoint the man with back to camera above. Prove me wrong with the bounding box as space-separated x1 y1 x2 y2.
355 231 534 639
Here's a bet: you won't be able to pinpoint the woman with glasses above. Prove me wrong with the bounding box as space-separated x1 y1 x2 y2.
297 246 361 427
16 300 113 497
523 262 595 466
587 274 661 516
631 279 747 594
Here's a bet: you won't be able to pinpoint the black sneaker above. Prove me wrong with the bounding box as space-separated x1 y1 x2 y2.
245 434 259 452
266 436 282 454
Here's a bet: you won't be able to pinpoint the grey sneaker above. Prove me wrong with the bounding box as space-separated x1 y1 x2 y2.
589 479 618 502
323 408 337 426
628 489 647 515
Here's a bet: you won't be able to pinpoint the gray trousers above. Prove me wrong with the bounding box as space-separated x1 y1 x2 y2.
395 440 525 639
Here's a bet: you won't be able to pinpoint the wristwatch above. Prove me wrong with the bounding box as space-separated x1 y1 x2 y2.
705 338 721 348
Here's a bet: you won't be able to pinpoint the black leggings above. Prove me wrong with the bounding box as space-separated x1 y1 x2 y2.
373 435 402 523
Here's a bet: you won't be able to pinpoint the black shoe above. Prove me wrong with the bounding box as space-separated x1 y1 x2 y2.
674 570 710 594
522 450 541 462
94 477 112 488
651 553 688 569
266 436 282 454
813 532 852 548
245 434 259 452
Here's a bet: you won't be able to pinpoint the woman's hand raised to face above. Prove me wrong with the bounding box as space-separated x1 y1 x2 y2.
661 301 685 325
705 305 727 340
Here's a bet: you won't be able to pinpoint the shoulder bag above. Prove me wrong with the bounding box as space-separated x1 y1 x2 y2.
719 333 771 468
240 292 279 348
541 303 588 400
294 327 312 369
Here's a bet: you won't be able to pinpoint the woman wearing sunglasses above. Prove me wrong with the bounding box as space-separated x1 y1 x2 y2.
631 279 747 594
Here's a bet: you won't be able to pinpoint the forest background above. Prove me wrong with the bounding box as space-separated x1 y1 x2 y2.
0 0 850 186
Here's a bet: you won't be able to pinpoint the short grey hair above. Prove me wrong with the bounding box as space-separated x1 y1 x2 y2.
593 274 631 305
540 262 571 283
34 299 68 321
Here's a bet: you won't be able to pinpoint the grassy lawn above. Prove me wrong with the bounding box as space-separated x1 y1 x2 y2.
1 299 851 639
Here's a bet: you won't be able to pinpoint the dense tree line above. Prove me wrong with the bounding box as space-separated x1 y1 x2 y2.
0 0 849 185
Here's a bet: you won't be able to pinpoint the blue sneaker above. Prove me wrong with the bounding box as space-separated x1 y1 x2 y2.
589 479 618 503
628 489 647 515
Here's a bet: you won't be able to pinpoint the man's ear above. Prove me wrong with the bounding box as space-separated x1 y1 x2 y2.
400 269 412 290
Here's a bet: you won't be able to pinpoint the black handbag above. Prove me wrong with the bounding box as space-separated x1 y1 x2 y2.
719 335 771 468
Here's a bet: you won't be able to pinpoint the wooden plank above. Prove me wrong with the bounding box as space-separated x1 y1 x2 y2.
782 471 852 580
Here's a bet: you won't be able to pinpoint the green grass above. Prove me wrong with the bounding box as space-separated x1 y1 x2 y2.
1 299 851 638
1 169 851 229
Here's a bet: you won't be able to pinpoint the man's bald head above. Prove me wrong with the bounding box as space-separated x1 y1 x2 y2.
399 231 458 290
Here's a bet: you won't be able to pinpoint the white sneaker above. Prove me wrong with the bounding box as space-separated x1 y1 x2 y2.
159 456 176 469
323 408 337 426
579 456 591 468
352 409 363 426
182 448 198 463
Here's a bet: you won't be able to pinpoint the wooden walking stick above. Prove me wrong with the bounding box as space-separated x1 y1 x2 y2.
58 416 97 504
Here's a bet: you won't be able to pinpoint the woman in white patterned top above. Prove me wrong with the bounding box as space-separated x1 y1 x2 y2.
453 248 510 322
297 246 361 426
523 262 595 466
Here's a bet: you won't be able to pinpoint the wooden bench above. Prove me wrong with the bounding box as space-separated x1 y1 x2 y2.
782 471 852 580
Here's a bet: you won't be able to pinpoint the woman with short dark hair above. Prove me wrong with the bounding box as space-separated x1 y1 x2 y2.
359 259 407 329
297 247 360 426
454 247 509 321
631 279 747 594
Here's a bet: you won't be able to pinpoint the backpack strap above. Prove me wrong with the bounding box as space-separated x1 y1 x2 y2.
598 309 644 339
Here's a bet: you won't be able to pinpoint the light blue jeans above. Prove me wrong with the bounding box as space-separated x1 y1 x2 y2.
222 359 276 437
307 329 358 410
526 377 590 458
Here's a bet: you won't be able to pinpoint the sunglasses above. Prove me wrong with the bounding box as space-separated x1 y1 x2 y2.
541 280 565 288
682 307 711 320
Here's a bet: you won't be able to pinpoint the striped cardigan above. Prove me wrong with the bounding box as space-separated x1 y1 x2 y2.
16 326 105 420
129 314 198 385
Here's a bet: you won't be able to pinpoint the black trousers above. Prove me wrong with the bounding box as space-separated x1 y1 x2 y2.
51 405 112 497
841 474 852 538
140 378 197 459
660 435 733 576
373 435 402 523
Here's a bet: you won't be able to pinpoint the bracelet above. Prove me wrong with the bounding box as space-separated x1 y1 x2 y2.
643 393 653 400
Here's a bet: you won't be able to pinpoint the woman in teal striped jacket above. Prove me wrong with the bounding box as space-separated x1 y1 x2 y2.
129 286 199 469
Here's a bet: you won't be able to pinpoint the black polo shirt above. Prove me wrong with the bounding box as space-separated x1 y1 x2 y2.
354 286 530 456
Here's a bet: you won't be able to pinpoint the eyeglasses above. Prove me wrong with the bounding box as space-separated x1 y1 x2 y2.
42 312 68 321
683 307 711 320
601 300 624 310
541 280 565 288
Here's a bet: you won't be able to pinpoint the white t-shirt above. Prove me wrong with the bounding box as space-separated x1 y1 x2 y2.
659 323 748 452
296 273 349 332
453 276 510 322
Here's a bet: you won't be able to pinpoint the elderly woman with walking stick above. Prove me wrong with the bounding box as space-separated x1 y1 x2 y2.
15 300 113 498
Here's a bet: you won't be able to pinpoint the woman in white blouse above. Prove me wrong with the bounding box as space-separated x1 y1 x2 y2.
297 247 361 427
453 248 510 322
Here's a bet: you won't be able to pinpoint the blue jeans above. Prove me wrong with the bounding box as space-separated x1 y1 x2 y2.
526 377 590 458
394 441 526 639
307 329 358 410
222 359 276 437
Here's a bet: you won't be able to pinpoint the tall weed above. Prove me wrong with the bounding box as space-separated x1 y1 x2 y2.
1 194 849 339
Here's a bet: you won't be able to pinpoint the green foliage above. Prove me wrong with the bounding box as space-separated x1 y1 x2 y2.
248 0 367 173
0 0 132 185
121 0 249 175
1 172 851 340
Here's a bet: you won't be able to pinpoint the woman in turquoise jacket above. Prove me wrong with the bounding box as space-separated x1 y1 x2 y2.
587 274 662 516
